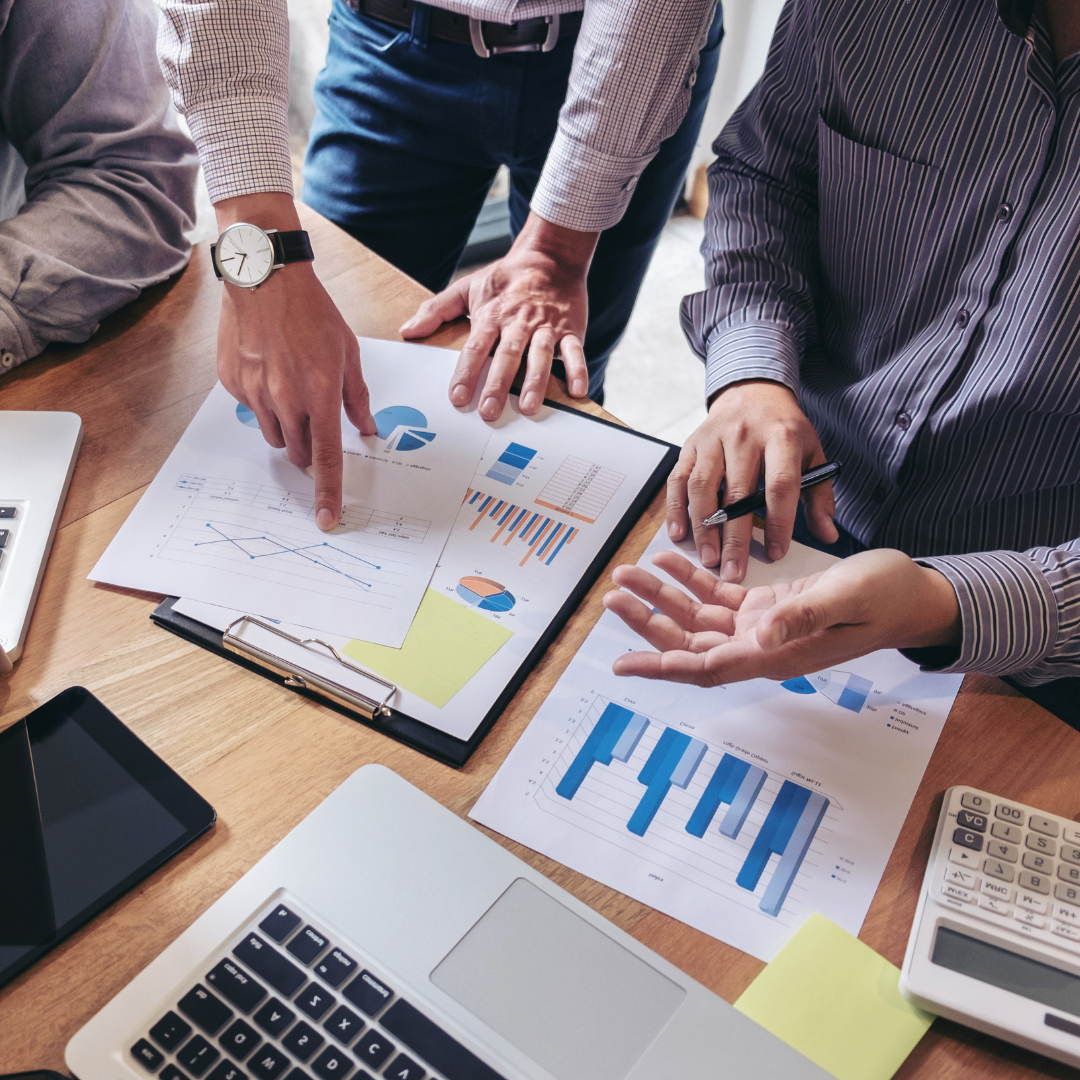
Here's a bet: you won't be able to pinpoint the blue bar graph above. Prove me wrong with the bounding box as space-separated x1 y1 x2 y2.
685 754 768 839
486 442 538 485
556 704 649 800
736 780 829 916
627 729 707 836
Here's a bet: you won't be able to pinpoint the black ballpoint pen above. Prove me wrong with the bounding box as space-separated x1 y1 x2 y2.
701 460 843 527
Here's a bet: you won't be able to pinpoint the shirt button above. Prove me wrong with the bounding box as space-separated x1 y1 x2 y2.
686 71 698 88
622 176 639 192
0 350 13 369
997 202 1012 223
895 411 912 430
955 308 970 328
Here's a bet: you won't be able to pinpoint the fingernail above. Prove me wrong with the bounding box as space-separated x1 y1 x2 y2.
700 544 717 566
722 560 739 581
400 317 416 330
316 508 336 531
667 521 681 540
572 378 587 396
521 391 539 412
481 396 499 417
768 542 783 562
450 384 469 406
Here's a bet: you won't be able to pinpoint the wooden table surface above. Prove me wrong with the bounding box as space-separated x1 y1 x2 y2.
2 205 1078 1080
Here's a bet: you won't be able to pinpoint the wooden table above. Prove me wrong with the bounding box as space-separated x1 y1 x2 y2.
2 205 1078 1080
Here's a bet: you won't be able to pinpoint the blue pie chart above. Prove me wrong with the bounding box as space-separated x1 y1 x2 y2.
374 405 437 451
456 576 516 612
236 403 260 429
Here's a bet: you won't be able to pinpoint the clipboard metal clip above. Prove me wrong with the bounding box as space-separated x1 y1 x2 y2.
222 616 396 721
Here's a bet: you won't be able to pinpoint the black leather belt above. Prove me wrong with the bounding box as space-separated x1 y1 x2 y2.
349 0 583 57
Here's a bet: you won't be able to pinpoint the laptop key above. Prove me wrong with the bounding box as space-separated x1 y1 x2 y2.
322 1004 363 1046
207 1061 246 1080
384 1054 424 1080
342 970 393 1017
282 1020 325 1062
287 926 329 965
283 1071 311 1080
253 998 295 1038
296 984 334 1021
260 905 302 943
0 529 8 547
234 934 306 996
132 1039 165 1071
208 959 268 1013
178 985 234 1035
353 1030 393 1069
380 999 505 1080
0 507 15 518
177 1035 220 1077
150 1011 193 1050
310 1046 353 1080
314 949 357 989
220 1019 262 1061
249 1046 290 1080
161 1066 190 1080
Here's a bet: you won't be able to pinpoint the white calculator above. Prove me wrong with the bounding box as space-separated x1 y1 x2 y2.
901 785 1080 1067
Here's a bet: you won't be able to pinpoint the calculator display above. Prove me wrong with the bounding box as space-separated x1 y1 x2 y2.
933 926 1080 1017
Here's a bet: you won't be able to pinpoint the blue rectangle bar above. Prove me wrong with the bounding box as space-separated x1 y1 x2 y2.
759 790 829 916
498 504 517 525
469 491 481 503
536 524 562 558
485 466 519 485
686 754 748 837
505 442 537 460
489 500 505 517
555 704 635 800
719 765 768 839
627 730 706 837
498 453 532 470
610 713 649 762
736 781 813 892
477 496 492 514
545 527 575 565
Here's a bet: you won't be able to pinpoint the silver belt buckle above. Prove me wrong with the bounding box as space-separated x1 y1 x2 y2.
469 14 559 58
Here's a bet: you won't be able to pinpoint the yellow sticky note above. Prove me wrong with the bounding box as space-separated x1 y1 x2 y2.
734 914 933 1080
343 589 513 709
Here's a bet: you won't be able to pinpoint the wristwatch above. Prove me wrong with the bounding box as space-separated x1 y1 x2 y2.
211 223 314 289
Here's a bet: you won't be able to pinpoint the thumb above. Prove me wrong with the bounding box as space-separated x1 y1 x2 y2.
400 280 469 338
755 580 851 651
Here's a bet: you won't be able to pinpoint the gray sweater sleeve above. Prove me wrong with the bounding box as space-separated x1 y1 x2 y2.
0 0 199 372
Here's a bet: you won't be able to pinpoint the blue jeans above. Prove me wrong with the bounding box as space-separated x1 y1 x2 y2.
302 1 724 402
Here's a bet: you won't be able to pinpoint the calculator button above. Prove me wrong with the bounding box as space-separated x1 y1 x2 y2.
1019 871 1051 894
1054 883 1080 906
995 803 1026 825
1053 922 1080 943
1064 824 1080 846
983 859 1015 882
1026 833 1057 856
1022 852 1054 874
953 828 983 851
961 792 993 813
992 822 1023 844
941 883 975 904
1017 891 1049 913
1055 902 1080 925
1029 815 1060 837
978 895 1011 915
1061 844 1080 866
987 840 1018 863
1015 909 1046 929
945 866 978 888
980 877 1013 901
1061 864 1080 885
948 846 981 868
956 810 987 832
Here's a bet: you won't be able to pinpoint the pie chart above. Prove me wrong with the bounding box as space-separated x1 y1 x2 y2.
456 576 516 612
236 403 260 429
373 405 437 452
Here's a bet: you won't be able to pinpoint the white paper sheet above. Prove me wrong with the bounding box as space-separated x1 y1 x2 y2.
471 525 964 961
90 339 490 645
173 398 672 741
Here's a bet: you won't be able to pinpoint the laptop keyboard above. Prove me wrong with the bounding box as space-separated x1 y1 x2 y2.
129 897 506 1080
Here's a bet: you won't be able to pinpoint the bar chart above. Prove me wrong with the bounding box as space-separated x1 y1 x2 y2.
462 489 579 568
550 700 833 919
485 441 537 486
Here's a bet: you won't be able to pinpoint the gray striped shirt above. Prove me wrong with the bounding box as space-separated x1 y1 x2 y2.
682 0 1080 684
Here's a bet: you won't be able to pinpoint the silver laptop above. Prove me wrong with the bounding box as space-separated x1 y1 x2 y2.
0 410 82 671
67 766 827 1080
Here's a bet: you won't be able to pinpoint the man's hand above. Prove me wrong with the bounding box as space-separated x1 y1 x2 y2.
603 548 962 687
400 212 595 420
214 193 376 532
667 381 838 581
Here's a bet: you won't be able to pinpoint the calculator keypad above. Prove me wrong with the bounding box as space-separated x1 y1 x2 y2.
935 789 1080 953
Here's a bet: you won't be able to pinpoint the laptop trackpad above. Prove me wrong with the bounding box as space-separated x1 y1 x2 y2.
430 878 685 1080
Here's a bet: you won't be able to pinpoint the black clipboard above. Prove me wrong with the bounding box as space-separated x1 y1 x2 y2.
151 401 679 768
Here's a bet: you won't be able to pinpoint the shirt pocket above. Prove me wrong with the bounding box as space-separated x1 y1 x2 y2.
816 115 941 341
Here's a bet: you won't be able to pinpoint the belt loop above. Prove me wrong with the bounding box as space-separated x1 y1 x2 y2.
409 1 431 46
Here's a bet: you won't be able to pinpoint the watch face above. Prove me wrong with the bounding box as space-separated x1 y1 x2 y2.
216 224 275 287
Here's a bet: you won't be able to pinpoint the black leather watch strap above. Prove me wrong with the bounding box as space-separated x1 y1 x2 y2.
271 229 314 267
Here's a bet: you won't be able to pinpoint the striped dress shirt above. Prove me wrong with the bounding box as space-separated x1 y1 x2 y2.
155 0 718 233
681 0 1080 684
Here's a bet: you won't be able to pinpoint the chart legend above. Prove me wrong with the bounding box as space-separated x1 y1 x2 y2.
485 442 537 485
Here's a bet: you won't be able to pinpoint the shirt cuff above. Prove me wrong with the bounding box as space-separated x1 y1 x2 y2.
530 130 653 233
0 293 37 373
185 97 294 204
910 551 1059 676
701 321 802 403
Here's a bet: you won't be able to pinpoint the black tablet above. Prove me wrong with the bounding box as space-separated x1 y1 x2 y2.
0 686 215 987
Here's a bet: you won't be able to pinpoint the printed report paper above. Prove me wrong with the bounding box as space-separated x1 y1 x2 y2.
90 339 490 646
471 526 964 961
